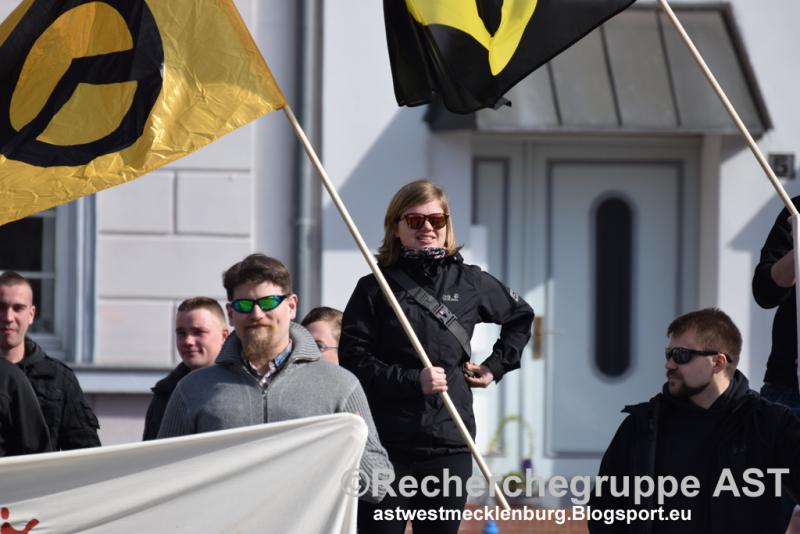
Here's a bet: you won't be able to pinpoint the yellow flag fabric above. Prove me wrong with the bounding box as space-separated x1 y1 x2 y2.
0 0 285 225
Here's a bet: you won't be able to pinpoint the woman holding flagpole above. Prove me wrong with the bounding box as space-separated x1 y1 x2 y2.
340 179 534 533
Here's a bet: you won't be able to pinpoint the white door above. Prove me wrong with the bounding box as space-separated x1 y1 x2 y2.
471 139 699 479
547 161 681 454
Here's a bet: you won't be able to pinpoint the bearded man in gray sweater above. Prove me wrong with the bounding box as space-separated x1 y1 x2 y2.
158 254 392 503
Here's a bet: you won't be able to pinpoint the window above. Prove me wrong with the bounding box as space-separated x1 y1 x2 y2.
594 196 632 377
0 199 95 362
0 210 57 333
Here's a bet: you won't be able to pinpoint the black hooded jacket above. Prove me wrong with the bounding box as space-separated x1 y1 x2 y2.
340 253 534 455
142 363 191 440
0 358 51 456
589 371 800 534
752 195 800 390
16 338 100 450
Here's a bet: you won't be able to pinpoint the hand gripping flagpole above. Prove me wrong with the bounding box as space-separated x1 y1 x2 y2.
658 0 800 389
282 105 511 511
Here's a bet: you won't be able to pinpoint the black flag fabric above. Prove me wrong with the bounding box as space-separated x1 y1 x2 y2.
384 0 636 114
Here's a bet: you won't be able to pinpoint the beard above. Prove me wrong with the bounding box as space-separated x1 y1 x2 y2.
667 371 711 398
240 326 274 363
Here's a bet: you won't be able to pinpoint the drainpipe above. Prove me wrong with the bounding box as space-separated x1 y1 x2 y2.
253 2 297 267
292 0 322 316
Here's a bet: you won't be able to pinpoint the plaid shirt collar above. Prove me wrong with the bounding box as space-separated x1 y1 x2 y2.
242 340 292 388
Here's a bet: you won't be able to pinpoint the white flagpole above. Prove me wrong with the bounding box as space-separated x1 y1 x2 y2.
282 104 511 511
657 0 798 218
658 0 800 390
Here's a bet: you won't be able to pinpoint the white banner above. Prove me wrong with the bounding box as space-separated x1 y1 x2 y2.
0 414 364 534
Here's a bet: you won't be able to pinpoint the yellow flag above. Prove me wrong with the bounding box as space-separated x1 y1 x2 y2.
0 0 286 225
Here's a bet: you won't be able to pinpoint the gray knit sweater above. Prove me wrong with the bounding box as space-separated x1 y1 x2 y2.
158 323 392 502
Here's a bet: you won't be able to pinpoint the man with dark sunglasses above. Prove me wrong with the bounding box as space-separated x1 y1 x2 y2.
157 254 392 503
589 308 800 534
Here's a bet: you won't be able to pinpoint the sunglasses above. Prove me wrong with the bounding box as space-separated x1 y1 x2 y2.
665 347 732 364
399 213 449 230
230 294 290 314
315 340 338 352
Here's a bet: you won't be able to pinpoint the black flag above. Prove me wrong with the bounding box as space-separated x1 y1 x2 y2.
384 0 635 113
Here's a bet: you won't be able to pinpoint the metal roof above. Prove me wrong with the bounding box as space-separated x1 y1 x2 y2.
426 4 771 136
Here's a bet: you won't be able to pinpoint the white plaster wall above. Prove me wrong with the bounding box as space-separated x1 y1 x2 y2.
95 0 294 368
619 0 800 388
710 0 800 388
320 0 432 310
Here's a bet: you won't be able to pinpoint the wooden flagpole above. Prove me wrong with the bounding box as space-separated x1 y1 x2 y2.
657 0 798 217
659 0 800 391
282 104 511 510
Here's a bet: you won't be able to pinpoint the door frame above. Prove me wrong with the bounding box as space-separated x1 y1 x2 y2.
471 135 702 481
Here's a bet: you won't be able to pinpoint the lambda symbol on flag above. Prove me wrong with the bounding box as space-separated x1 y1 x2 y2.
1 507 38 534
405 0 539 76
0 0 284 226
385 0 636 114
0 0 164 167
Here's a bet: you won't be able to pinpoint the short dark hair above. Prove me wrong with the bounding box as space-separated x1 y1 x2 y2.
0 271 33 292
667 308 742 375
302 306 342 326
177 297 226 325
222 254 292 300
301 306 343 343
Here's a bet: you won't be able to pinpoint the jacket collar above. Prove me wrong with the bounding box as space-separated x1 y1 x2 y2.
18 337 46 368
396 251 463 280
152 362 191 394
624 369 755 421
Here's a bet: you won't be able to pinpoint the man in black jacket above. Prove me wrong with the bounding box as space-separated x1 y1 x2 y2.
589 308 800 534
142 296 229 440
752 197 800 413
752 198 800 530
0 271 100 450
0 358 51 456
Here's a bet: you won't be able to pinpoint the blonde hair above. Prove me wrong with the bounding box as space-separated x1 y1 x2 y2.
376 180 458 266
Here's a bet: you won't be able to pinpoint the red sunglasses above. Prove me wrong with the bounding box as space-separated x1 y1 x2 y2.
399 213 449 230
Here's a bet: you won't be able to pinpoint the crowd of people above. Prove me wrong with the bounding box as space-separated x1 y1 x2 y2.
1 180 800 533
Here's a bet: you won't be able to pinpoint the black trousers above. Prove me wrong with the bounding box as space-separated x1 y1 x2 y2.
357 452 473 534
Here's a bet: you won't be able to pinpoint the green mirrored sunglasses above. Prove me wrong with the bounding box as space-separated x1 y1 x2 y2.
230 294 290 314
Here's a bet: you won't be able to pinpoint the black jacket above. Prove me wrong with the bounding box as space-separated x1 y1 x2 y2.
589 371 800 534
16 338 100 450
142 362 191 440
0 358 51 456
340 254 534 455
752 196 800 390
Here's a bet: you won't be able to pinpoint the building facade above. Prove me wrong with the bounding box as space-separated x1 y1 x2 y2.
1 0 799 495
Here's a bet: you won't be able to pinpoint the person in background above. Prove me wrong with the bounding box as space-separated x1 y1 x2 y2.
142 297 229 440
0 357 51 456
0 271 100 450
752 198 800 530
301 306 342 364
